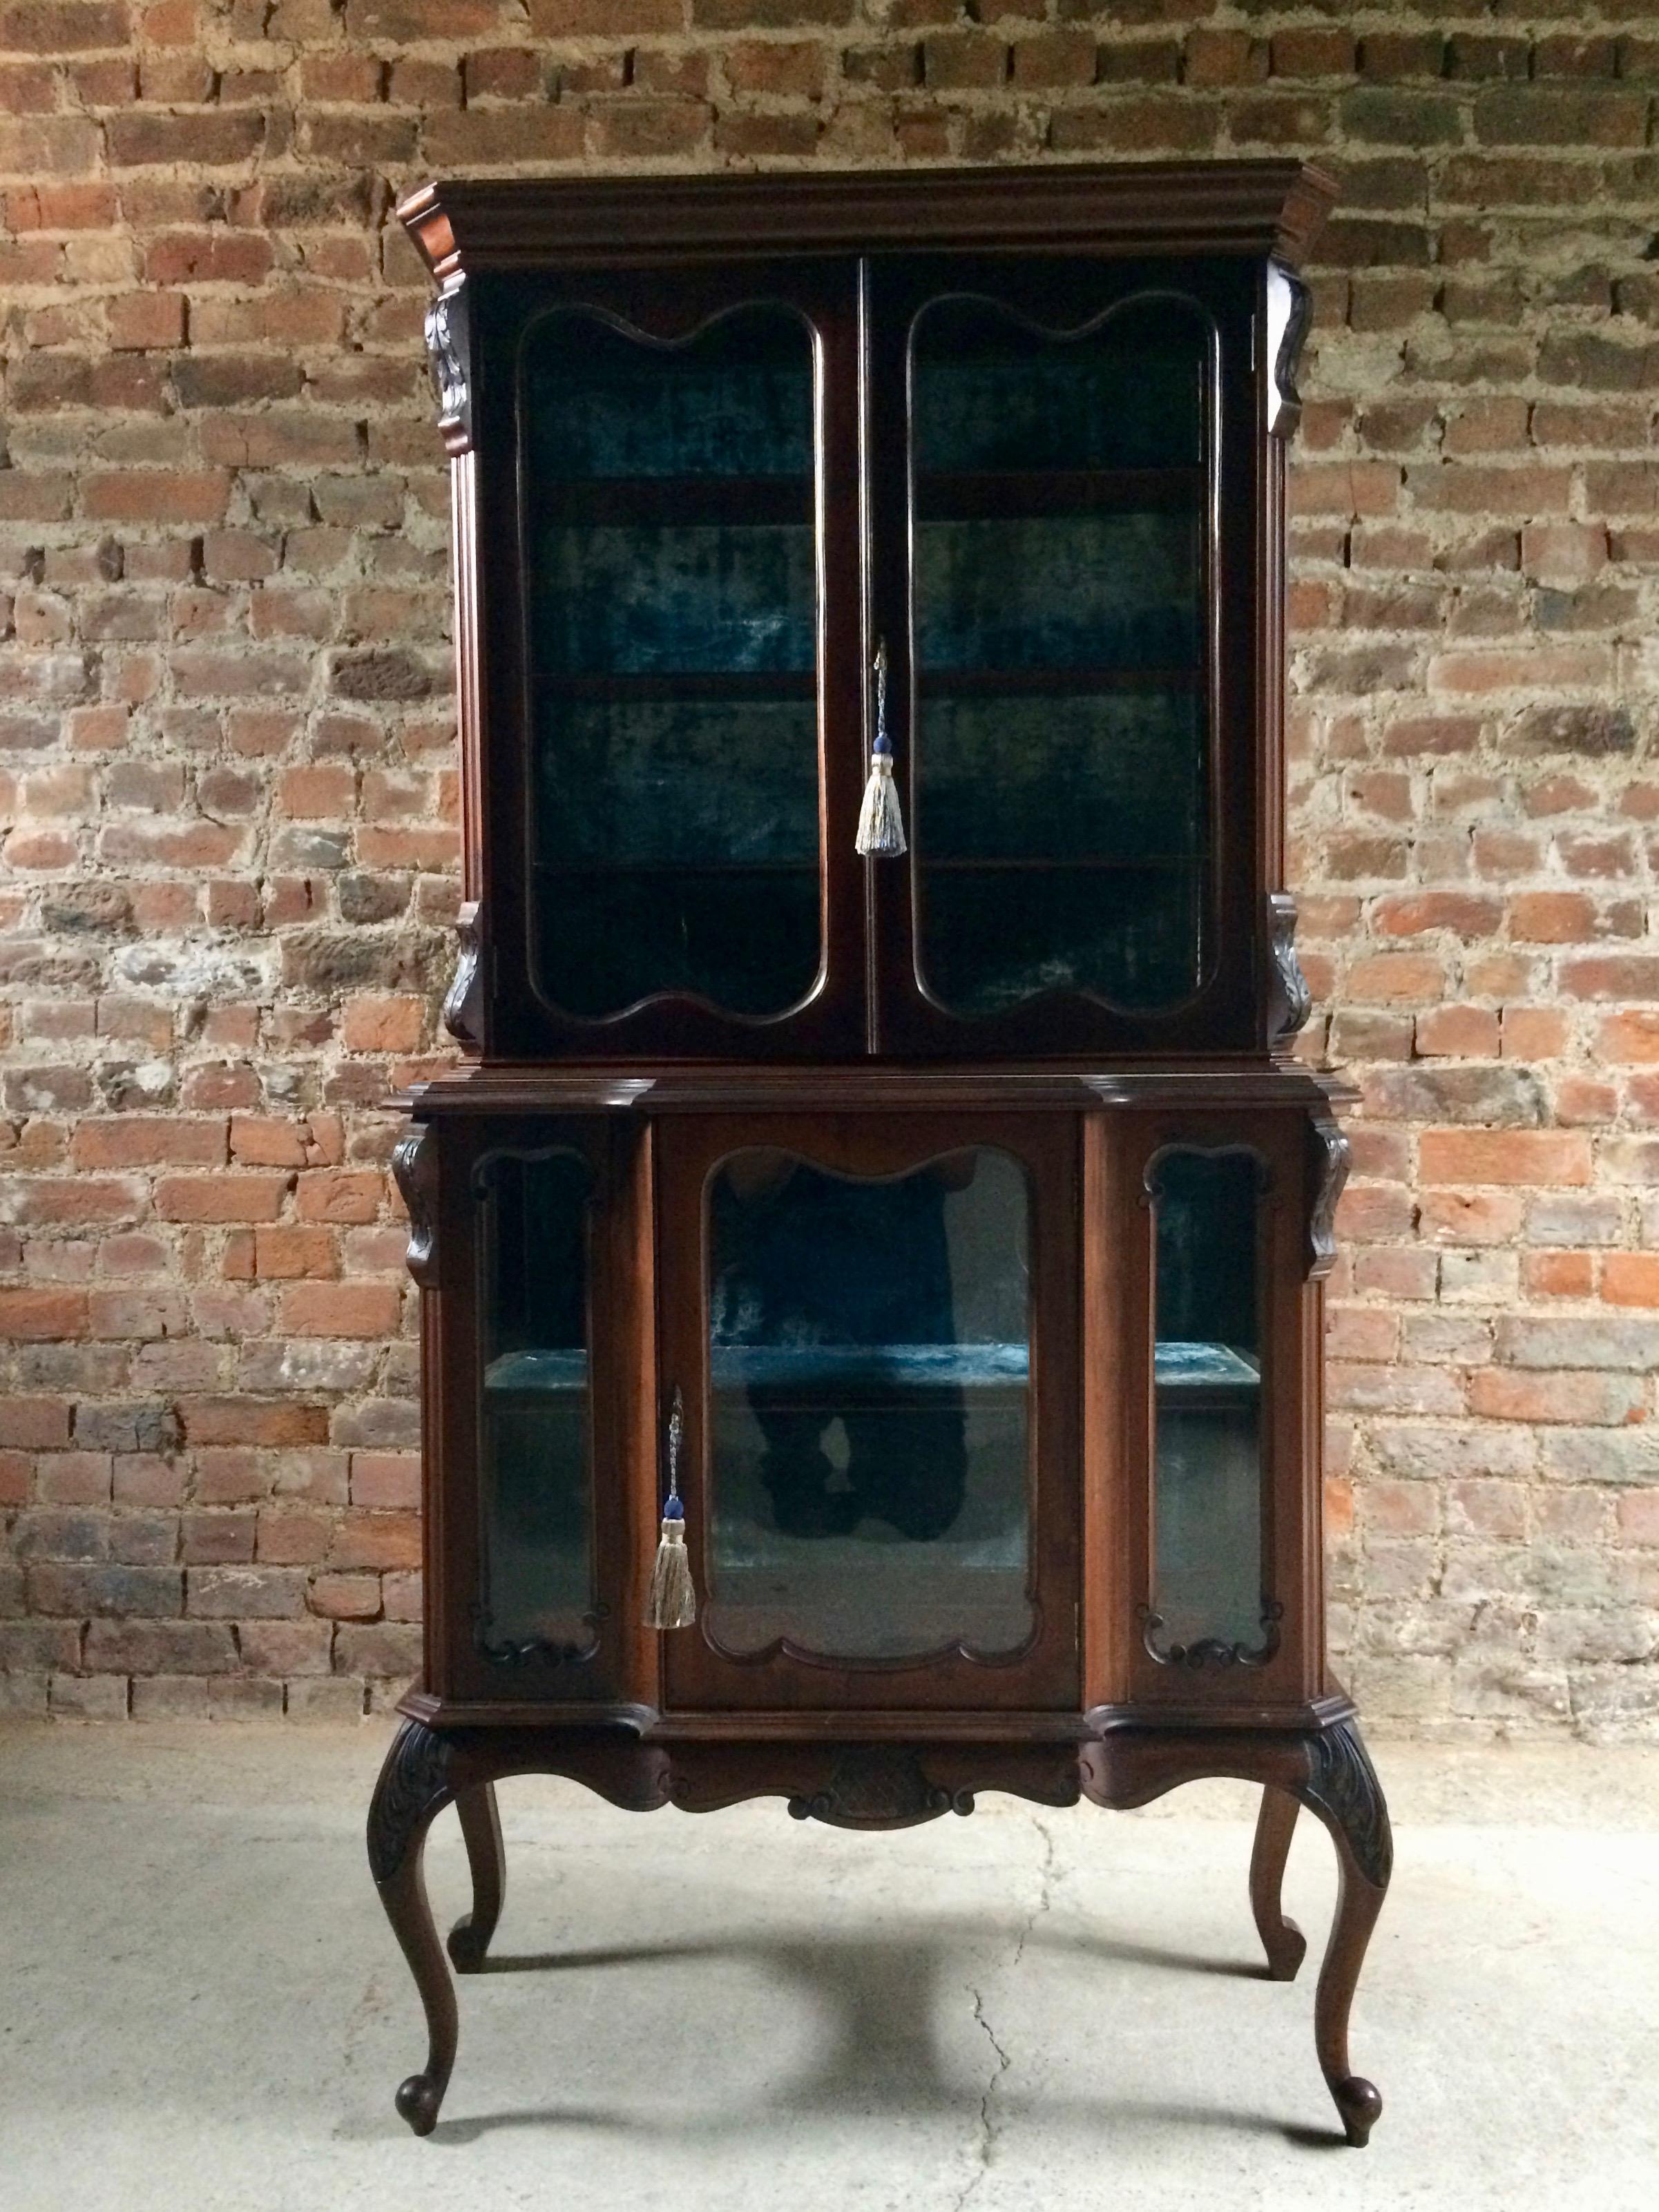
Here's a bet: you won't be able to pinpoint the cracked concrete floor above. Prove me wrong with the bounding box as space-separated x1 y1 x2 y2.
3 1724 1658 2212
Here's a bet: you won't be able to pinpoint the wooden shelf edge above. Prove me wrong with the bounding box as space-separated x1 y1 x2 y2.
395 1062 1356 1117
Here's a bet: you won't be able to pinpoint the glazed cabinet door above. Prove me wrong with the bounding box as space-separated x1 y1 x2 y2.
655 1113 1081 1712
1093 1109 1327 1717
470 260 865 1058
416 1114 654 1711
864 253 1262 1057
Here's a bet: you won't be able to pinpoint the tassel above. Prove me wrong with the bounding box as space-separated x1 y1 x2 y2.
645 1387 697 1631
855 639 906 858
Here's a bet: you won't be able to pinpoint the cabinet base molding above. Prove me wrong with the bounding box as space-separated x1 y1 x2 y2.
367 1705 1390 2147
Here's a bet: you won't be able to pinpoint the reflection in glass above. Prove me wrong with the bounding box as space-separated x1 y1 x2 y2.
477 1151 595 1657
910 296 1210 1015
523 307 821 1019
1149 1149 1267 1660
704 1148 1034 1660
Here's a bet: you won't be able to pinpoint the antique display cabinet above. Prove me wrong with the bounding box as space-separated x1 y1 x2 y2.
374 160 1392 2146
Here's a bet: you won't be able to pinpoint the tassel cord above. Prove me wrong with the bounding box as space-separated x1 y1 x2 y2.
645 1387 697 1631
856 639 907 858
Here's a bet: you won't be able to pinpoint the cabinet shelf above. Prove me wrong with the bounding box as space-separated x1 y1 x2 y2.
532 857 1193 877
919 667 1200 696
483 1339 1256 1398
540 476 813 525
532 667 1198 699
533 671 816 699
915 467 1205 519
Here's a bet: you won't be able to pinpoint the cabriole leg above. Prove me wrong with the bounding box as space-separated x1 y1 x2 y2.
448 1782 506 1972
1298 1721 1392 2147
1249 1785 1307 1981
367 1719 459 2137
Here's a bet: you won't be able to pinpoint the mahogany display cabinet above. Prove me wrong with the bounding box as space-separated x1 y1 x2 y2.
372 160 1391 2148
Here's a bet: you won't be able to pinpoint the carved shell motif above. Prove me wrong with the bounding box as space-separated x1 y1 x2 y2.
787 1747 975 1829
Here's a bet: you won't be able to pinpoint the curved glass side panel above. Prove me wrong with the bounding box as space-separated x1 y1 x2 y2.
1147 1148 1269 1666
704 1147 1035 1662
909 296 1211 1017
476 1149 596 1660
521 307 821 1021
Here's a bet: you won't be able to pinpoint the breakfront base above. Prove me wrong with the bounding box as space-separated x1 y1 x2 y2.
366 1707 1391 2146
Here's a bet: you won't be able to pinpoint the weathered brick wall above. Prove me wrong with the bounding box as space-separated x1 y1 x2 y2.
1 1 1656 1733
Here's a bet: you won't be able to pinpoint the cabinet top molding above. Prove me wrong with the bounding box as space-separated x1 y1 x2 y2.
398 160 1336 280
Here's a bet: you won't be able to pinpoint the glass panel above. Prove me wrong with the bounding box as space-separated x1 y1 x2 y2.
523 307 821 1019
909 296 1210 1016
704 1147 1034 1661
1149 1149 1266 1660
477 1151 595 1657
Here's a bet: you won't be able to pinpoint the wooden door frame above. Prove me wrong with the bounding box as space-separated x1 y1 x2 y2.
653 1108 1082 1716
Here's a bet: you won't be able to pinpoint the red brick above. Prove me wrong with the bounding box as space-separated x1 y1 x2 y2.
1419 1131 1593 1186
341 996 425 1054
294 1171 382 1224
1524 1251 1595 1298
1468 1371 1643 1425
349 1452 419 1509
1599 1012 1659 1064
180 1400 330 1448
154 1174 290 1224
0 3 128 50
82 471 231 525
1601 1256 1659 1307
70 1118 225 1169
0 1289 88 1340
278 1282 402 1338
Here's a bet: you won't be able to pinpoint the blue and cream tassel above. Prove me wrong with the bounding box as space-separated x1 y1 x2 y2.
855 638 906 858
646 1386 696 1631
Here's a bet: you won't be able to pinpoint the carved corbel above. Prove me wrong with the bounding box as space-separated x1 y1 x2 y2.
424 274 472 456
1307 1110 1351 1281
441 899 486 1051
1264 261 1313 440
1267 890 1313 1045
391 1124 440 1289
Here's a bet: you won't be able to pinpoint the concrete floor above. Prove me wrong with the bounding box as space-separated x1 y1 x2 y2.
1 1726 1656 2212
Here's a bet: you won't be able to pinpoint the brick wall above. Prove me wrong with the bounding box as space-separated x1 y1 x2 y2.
1 1 1656 1733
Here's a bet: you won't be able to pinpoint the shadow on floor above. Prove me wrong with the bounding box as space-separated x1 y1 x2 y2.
394 1924 1341 2151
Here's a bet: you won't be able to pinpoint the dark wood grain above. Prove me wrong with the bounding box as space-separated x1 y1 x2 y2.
1249 1785 1307 1981
399 162 1336 278
447 1782 506 1972
373 160 1383 2153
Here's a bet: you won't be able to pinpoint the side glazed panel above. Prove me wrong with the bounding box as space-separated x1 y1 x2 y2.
1111 1110 1321 1713
1146 1146 1272 1665
427 1115 653 1707
657 1113 1081 1712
